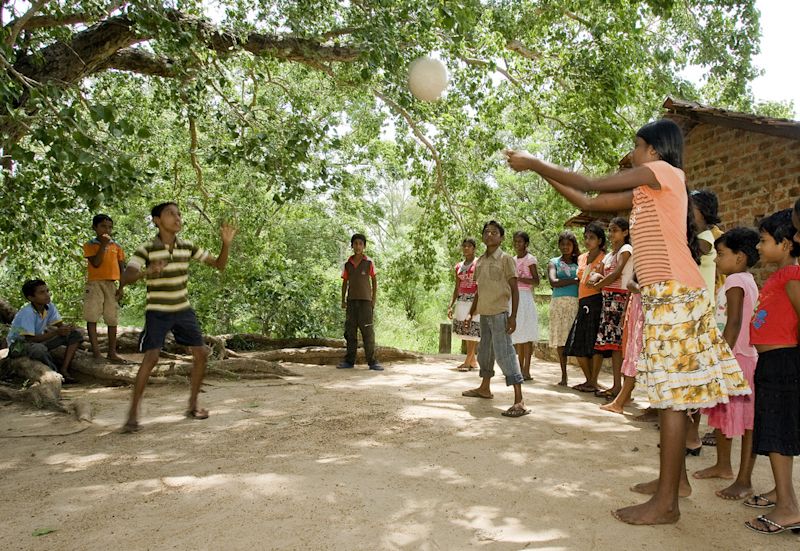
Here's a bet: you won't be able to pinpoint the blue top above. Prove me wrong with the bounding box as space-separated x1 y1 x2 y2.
550 256 579 298
6 303 62 347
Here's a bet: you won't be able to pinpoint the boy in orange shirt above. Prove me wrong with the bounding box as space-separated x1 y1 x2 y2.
83 214 127 363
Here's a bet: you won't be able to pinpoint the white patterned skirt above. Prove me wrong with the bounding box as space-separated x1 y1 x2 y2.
453 295 480 341
511 288 539 344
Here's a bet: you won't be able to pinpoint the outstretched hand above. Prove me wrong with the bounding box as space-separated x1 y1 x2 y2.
504 150 537 173
220 222 237 244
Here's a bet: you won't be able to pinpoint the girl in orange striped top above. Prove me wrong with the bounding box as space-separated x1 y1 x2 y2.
505 119 749 526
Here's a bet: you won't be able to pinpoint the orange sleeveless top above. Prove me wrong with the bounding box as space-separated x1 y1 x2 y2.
629 161 704 289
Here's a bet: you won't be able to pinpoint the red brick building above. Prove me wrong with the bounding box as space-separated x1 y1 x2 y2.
567 98 800 280
664 98 800 230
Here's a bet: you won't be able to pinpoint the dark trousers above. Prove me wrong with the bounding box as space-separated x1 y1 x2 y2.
344 299 376 365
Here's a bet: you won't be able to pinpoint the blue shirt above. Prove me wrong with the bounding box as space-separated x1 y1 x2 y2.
6 303 62 347
550 256 579 298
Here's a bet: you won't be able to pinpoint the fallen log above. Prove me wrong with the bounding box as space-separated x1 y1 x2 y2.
249 345 421 365
0 356 64 408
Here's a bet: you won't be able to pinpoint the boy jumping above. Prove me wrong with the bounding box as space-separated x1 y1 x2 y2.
120 202 235 432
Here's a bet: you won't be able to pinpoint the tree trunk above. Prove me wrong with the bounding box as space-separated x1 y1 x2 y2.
0 356 63 408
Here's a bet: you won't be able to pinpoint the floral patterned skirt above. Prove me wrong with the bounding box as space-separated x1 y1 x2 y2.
453 294 480 341
595 288 628 351
635 280 750 410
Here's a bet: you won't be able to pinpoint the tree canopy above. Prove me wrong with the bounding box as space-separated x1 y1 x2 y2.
0 0 767 345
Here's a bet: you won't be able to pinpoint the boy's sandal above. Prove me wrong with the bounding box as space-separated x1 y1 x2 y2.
185 408 210 420
744 495 777 509
121 421 141 434
501 406 531 418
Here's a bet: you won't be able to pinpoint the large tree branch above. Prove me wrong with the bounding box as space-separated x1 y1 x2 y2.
102 48 177 77
4 0 47 47
4 2 126 32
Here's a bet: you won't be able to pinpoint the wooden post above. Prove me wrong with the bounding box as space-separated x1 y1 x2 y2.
439 323 452 354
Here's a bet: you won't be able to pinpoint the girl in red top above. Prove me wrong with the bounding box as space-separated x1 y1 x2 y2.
744 208 800 535
506 119 749 526
448 238 480 371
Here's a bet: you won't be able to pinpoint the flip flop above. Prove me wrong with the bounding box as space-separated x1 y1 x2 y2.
702 430 717 446
744 495 777 509
595 388 618 399
501 406 531 418
457 364 469 372
185 408 210 420
121 421 141 433
744 515 800 534
461 389 493 399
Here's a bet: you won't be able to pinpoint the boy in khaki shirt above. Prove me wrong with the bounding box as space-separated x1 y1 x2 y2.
462 220 529 417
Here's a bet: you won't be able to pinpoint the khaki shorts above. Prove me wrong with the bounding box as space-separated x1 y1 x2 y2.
83 280 119 325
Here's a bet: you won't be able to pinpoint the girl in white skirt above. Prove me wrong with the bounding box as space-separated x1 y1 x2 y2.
447 238 480 371
511 231 539 380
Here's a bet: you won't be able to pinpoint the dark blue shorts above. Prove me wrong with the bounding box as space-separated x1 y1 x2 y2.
139 308 204 351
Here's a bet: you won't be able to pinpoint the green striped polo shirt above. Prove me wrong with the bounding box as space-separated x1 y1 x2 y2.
127 235 209 312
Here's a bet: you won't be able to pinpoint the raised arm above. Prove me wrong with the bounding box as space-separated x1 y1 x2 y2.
203 223 237 271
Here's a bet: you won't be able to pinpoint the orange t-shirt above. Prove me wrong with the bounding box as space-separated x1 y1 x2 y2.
83 240 125 281
577 251 605 299
630 161 705 289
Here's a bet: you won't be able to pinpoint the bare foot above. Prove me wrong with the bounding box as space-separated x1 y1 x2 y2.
716 481 753 500
612 500 680 525
600 402 624 414
631 478 691 498
692 464 734 480
557 379 568 387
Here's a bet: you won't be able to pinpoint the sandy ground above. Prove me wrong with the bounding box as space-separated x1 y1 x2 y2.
0 356 798 551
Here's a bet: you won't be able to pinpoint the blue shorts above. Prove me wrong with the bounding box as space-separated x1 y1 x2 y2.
139 308 204 351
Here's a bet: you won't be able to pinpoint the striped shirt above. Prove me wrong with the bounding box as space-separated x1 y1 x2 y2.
127 235 209 312
629 161 704 289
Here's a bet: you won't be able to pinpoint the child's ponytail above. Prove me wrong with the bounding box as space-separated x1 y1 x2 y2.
686 188 702 264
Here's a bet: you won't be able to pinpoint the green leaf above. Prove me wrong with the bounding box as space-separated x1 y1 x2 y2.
32 528 56 537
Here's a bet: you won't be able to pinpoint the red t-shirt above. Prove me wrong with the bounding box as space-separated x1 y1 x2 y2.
455 260 478 296
750 264 800 345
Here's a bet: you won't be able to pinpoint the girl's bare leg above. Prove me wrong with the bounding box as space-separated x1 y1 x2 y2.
601 375 635 414
693 429 734 479
686 411 702 450
748 454 800 529
557 346 568 386
588 353 603 390
572 356 591 390
609 350 623 394
717 430 756 500
614 409 688 524
466 341 479 368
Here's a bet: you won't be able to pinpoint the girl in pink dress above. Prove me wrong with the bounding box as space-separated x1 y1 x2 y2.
693 228 760 500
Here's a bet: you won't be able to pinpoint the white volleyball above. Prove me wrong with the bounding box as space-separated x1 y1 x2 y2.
407 57 449 101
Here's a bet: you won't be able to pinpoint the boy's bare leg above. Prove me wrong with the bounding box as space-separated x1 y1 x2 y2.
124 349 161 430
107 325 124 360
187 345 209 414
87 321 102 359
60 341 80 376
513 383 524 408
693 429 734 479
557 346 568 386
717 430 756 500
614 409 687 524
514 344 526 379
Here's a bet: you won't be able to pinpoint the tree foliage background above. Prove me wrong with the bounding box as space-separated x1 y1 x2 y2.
0 0 788 351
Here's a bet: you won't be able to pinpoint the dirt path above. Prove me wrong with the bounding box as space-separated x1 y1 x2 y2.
0 357 797 550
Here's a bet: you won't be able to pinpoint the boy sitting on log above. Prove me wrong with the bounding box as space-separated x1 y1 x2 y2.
6 279 83 383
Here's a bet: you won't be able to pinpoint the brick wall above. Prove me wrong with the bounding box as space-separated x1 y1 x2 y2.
683 124 800 283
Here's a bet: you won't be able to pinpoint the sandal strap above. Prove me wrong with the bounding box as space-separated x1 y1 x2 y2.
757 516 783 531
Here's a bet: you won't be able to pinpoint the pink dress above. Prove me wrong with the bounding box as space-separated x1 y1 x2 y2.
620 293 643 377
704 272 759 438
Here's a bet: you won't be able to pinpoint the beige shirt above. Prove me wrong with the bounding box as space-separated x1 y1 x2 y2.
474 248 517 315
